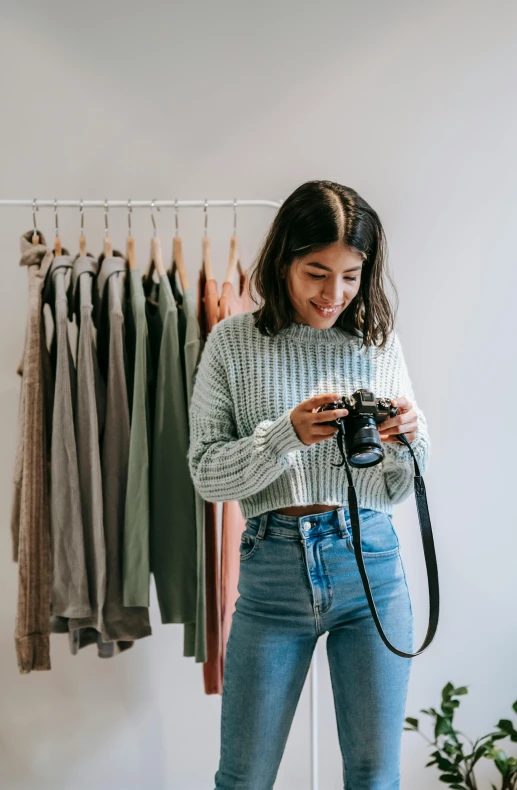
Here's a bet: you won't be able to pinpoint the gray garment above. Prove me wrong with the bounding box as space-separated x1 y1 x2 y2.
52 255 139 658
43 255 90 619
65 255 108 651
95 256 152 642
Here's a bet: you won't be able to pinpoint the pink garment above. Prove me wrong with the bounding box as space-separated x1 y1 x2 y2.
218 272 255 677
197 266 223 696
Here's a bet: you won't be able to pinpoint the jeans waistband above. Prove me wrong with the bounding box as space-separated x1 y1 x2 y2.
245 506 387 541
246 507 353 541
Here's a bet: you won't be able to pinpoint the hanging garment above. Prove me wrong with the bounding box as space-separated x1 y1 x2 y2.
218 268 254 319
168 263 188 409
41 254 91 620
218 270 255 676
93 254 152 643
11 230 54 673
196 265 223 695
143 271 197 625
53 253 132 658
169 263 207 664
62 253 120 655
123 267 152 608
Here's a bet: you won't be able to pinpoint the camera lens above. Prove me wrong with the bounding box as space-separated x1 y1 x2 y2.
345 415 384 468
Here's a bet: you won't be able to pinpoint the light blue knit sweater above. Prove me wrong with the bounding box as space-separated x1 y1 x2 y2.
187 312 430 519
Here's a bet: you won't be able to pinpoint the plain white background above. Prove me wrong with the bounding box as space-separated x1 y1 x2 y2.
1 1 516 788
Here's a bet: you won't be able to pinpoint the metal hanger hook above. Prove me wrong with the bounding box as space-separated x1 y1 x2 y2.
104 199 109 237
151 199 160 236
233 199 237 234
79 199 85 236
32 198 38 234
174 199 179 236
204 199 208 237
127 199 132 236
54 198 59 237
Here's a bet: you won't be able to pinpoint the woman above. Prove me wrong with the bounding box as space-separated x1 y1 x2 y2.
188 180 431 790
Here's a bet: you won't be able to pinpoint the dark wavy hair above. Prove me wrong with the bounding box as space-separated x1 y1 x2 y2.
248 180 398 351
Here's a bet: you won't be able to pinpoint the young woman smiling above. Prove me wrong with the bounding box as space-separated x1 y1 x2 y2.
188 179 431 790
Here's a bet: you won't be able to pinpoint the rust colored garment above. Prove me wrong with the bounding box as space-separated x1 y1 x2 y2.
11 231 54 673
220 499 243 670
218 273 255 678
218 270 254 318
197 266 223 695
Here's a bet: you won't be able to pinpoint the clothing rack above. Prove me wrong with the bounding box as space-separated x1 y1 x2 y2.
1 196 320 790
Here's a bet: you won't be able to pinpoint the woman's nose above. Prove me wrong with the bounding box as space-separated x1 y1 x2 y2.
321 281 345 302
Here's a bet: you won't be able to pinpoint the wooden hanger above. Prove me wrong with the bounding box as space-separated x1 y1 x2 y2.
168 202 189 291
79 199 87 256
103 236 112 257
202 200 214 280
53 199 62 255
31 200 40 245
126 201 138 270
103 200 113 258
127 237 138 270
223 202 246 284
149 235 166 277
145 201 166 279
223 233 246 284
202 236 213 280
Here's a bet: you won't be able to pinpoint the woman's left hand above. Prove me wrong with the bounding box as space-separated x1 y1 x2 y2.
378 397 418 443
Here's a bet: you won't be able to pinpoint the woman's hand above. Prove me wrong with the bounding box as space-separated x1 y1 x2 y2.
378 397 418 443
290 393 349 447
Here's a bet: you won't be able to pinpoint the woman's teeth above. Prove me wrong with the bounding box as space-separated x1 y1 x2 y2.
310 302 342 317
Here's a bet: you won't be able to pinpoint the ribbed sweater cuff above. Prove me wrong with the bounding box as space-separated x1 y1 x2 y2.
383 433 426 466
15 634 51 674
267 409 309 456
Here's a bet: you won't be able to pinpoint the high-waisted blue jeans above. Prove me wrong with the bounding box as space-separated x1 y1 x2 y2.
214 506 414 790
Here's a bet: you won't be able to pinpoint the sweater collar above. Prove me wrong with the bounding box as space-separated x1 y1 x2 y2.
276 320 360 345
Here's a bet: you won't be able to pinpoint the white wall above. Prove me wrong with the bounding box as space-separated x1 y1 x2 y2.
1 1 516 788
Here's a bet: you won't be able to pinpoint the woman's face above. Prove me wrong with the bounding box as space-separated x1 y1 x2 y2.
282 241 364 327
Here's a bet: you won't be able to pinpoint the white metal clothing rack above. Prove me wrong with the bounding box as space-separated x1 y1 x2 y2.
0 197 321 790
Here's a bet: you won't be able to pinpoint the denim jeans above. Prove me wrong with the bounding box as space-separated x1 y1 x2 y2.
214 506 414 790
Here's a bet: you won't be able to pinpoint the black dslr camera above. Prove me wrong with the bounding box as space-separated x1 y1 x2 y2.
316 388 399 468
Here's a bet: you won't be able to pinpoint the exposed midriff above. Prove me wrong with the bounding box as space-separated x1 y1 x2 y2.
272 504 341 517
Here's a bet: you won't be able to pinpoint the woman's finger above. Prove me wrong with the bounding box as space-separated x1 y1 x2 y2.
391 397 412 411
380 419 418 438
382 408 416 432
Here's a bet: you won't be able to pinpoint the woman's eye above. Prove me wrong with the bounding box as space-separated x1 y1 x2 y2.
308 274 358 281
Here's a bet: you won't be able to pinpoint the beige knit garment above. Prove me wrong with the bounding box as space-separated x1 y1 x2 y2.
11 230 54 673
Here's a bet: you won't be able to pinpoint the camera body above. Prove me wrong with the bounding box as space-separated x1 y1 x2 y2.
316 388 398 468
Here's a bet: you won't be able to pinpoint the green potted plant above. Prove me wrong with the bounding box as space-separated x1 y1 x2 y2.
404 682 517 789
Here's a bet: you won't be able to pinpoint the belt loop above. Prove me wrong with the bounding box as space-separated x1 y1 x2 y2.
337 507 348 539
256 512 268 541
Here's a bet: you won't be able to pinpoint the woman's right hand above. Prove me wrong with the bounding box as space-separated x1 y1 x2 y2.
290 393 348 447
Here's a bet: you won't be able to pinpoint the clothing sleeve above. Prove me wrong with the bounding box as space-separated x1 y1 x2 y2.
187 327 310 502
381 330 431 504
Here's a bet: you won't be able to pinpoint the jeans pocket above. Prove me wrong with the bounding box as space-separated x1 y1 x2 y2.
346 511 400 558
239 517 262 562
239 533 260 562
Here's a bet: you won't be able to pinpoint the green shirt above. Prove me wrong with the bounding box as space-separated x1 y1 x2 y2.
175 284 206 663
147 274 197 624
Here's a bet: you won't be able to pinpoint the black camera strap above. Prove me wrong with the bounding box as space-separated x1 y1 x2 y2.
332 423 439 658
